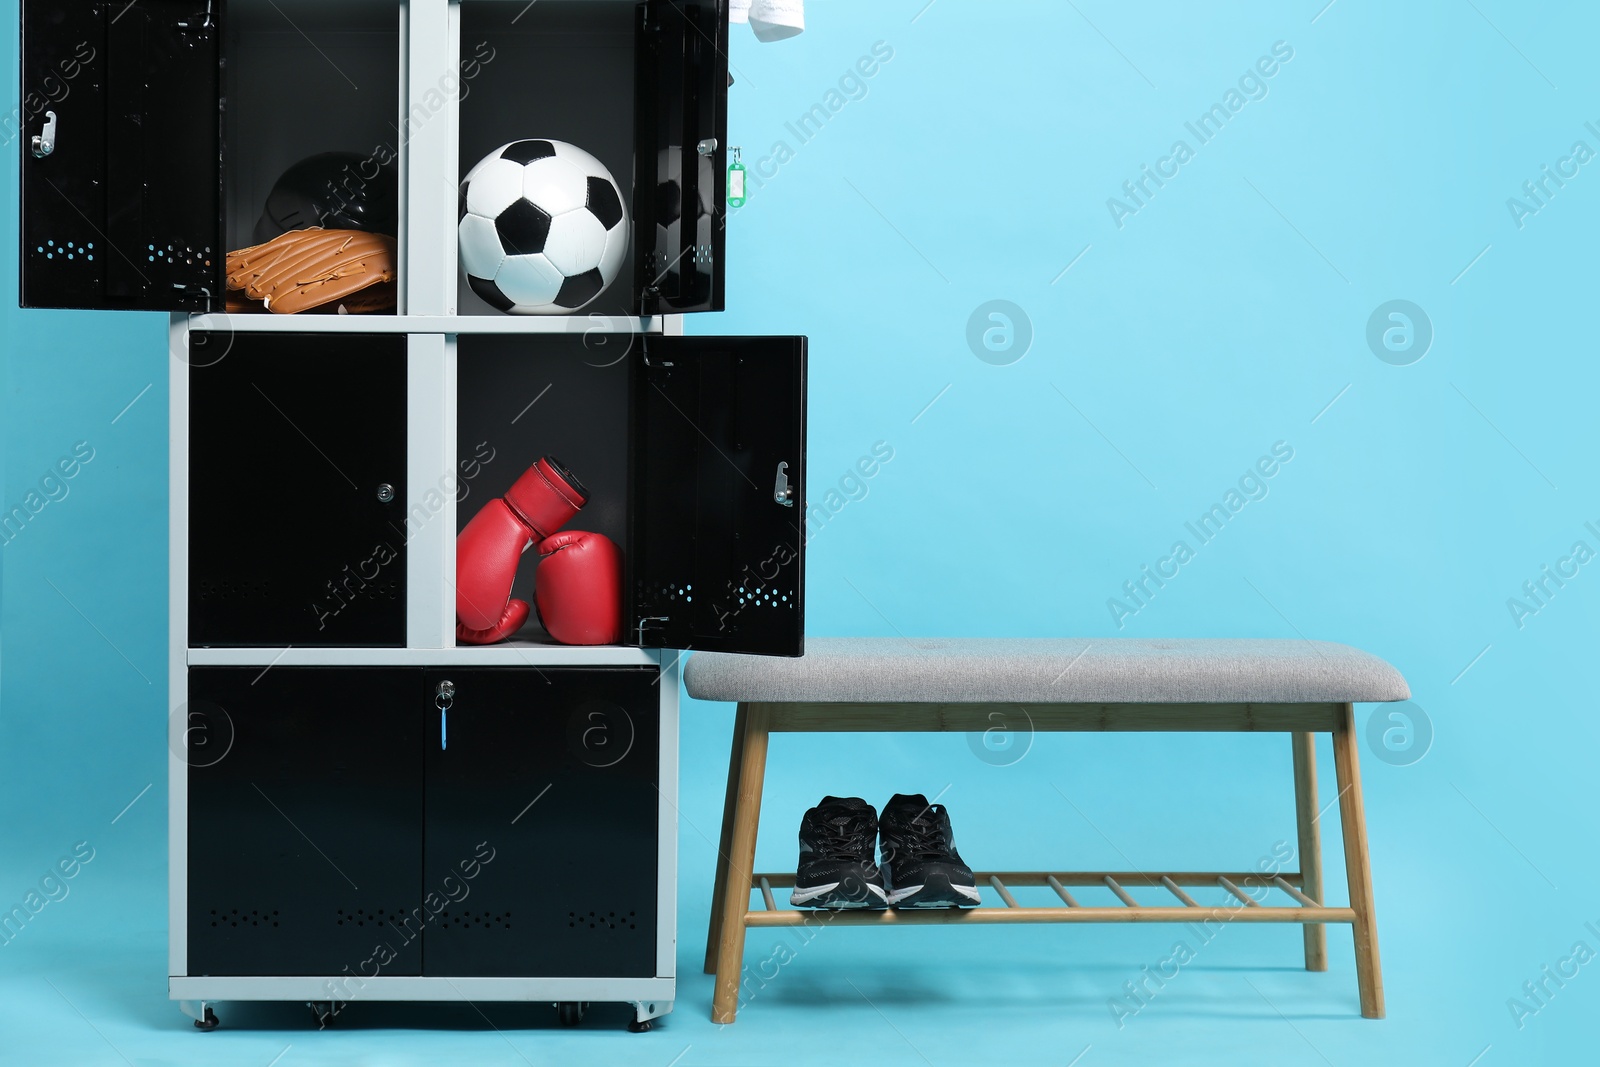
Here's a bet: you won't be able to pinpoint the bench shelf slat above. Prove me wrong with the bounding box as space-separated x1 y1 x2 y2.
745 869 1346 926
742 906 1357 927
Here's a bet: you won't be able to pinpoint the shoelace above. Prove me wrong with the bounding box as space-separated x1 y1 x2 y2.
885 811 952 860
810 815 874 861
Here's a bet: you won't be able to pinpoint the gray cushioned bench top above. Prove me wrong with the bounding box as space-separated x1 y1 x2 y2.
683 638 1409 705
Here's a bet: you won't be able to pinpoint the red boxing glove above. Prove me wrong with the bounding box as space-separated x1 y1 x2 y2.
456 457 588 645
533 530 623 645
504 456 588 541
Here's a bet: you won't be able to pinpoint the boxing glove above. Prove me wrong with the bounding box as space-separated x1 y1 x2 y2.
533 530 623 645
455 457 589 645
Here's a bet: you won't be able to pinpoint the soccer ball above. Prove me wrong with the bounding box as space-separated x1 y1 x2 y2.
459 140 629 314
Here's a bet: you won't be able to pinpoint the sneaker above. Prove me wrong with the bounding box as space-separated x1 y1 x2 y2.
790 796 889 908
878 794 982 908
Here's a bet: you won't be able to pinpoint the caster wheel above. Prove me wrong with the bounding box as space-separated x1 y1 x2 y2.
193 1007 219 1032
309 1001 336 1028
556 1002 586 1027
627 1018 652 1033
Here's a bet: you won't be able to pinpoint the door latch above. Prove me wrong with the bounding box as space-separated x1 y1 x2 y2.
696 138 719 156
31 111 57 159
636 616 670 645
773 461 794 507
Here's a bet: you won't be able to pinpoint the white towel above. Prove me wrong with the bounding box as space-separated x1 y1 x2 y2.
736 0 805 42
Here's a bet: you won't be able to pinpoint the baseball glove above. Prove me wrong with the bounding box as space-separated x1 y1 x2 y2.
226 227 397 314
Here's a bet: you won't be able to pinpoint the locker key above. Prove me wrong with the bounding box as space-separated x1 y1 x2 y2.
436 680 455 750
31 111 57 159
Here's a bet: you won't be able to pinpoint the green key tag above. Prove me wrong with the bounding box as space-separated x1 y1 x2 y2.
728 147 747 208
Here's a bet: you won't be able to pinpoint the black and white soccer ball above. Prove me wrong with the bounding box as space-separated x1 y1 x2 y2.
459 140 629 314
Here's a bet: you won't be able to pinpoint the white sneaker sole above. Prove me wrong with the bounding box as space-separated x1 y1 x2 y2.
886 882 983 908
790 881 890 908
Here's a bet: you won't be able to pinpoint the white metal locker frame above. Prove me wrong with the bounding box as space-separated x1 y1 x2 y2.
167 0 684 1029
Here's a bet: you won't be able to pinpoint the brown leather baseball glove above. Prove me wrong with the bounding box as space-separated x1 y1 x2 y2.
226 228 397 314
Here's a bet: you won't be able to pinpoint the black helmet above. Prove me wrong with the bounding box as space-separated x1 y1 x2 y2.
253 152 398 243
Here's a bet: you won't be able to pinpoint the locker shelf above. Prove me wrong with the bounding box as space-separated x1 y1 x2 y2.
187 644 659 668
182 313 665 335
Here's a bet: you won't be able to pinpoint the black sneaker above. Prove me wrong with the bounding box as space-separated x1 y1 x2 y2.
879 794 982 908
791 796 889 909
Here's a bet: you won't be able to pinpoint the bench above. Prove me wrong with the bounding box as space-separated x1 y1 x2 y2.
683 637 1409 1023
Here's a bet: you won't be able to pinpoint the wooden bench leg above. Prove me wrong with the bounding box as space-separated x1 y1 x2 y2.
1332 702 1385 1018
1291 731 1327 972
704 703 749 974
711 704 771 1024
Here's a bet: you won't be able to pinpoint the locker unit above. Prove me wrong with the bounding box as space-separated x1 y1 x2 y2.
19 0 806 1033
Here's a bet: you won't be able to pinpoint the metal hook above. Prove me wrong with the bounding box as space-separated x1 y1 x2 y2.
773 462 794 507
31 111 56 159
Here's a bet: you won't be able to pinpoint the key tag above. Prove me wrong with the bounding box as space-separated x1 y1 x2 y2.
727 147 747 208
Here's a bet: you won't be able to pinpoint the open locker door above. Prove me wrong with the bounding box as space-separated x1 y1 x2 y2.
634 0 728 316
19 0 223 311
630 335 806 656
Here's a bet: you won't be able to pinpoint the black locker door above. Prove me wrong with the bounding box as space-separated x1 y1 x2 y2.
19 0 223 311
629 335 807 656
187 667 425 977
189 332 408 647
422 668 660 978
634 0 728 315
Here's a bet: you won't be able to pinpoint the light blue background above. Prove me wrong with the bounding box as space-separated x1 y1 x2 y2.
4 1 1597 1063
